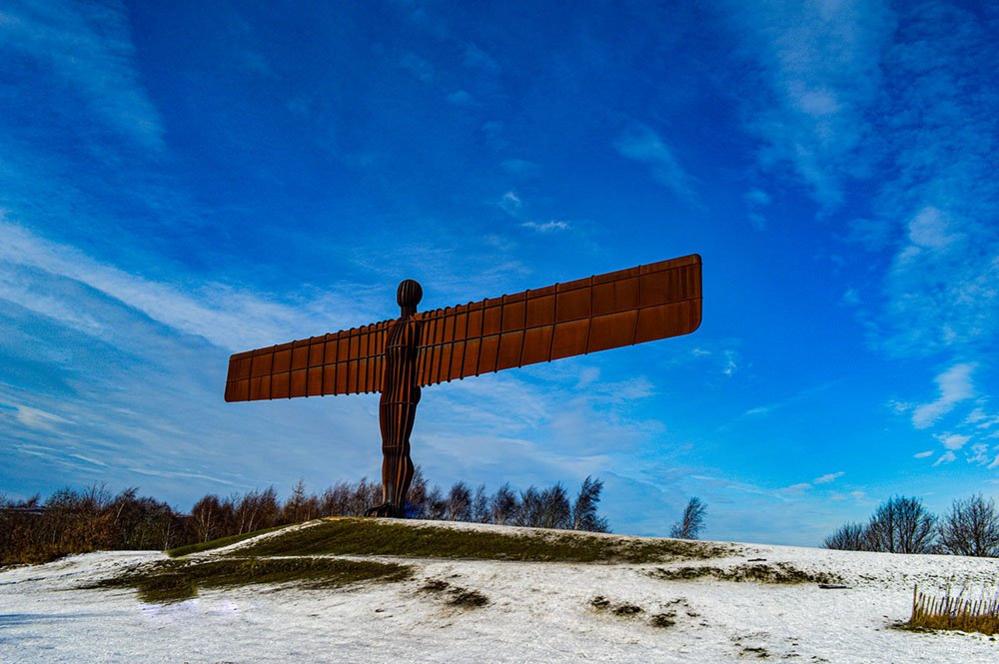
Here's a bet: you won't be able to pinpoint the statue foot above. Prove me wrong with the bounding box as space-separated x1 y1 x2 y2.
364 502 402 518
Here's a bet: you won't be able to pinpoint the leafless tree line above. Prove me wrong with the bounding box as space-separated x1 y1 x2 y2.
1 486 186 566
2 472 608 565
824 494 999 557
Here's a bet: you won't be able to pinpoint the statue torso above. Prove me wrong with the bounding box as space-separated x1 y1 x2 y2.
381 316 420 401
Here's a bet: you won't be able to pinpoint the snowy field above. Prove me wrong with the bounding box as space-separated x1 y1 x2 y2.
2 519 997 663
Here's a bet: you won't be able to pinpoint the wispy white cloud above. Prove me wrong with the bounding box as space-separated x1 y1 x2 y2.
721 350 738 377
882 207 999 357
722 1 894 207
0 401 69 432
933 451 956 466
729 3 999 370
521 220 570 233
741 380 842 419
813 471 844 485
0 0 163 149
614 124 697 202
498 191 522 216
911 363 975 429
965 406 999 430
935 433 969 451
0 215 381 351
913 450 933 459
873 7 998 359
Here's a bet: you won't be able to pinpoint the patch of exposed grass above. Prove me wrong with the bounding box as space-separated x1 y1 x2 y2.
740 646 770 658
590 595 612 609
650 612 676 628
649 562 839 585
612 603 643 616
88 556 413 604
418 578 489 609
590 595 644 618
449 589 489 608
233 518 729 563
165 525 288 558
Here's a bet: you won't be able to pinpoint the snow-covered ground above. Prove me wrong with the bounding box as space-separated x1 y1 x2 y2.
2 520 997 663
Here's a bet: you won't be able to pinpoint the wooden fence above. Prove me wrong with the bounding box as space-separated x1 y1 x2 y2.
910 585 999 635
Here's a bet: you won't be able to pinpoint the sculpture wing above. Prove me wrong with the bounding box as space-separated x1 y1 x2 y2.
224 319 394 402
414 254 702 387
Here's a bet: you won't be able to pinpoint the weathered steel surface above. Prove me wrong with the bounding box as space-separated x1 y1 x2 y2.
224 254 701 402
224 319 393 402
413 253 701 386
224 254 702 516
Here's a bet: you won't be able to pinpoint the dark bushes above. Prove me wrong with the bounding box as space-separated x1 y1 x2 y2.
2 471 609 565
1 486 189 566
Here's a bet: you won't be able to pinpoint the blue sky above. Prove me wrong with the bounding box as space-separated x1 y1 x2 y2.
1 1 997 546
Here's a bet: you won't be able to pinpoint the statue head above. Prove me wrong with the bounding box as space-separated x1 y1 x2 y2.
397 279 423 315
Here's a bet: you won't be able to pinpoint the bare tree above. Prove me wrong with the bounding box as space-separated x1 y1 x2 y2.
938 494 999 557
823 522 867 551
670 497 707 539
516 487 543 527
535 484 571 529
320 483 352 517
445 482 472 521
864 496 936 553
282 480 310 523
572 476 609 532
424 486 447 520
471 485 490 523
490 484 519 525
191 494 223 542
405 467 429 518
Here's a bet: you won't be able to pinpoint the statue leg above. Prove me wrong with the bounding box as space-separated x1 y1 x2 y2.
369 387 419 517
393 387 420 512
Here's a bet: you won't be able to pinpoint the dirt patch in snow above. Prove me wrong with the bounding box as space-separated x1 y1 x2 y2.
591 595 694 630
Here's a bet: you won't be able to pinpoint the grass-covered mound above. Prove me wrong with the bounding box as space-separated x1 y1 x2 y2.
229 517 730 563
165 525 287 558
89 556 413 603
95 518 731 605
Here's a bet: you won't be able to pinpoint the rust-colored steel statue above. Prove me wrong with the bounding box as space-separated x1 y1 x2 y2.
225 254 702 517
372 279 423 516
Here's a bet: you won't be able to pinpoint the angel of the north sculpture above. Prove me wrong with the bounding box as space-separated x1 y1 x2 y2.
225 254 702 517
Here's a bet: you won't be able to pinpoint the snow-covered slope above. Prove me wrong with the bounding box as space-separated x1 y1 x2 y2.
1 519 997 663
